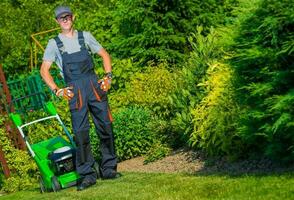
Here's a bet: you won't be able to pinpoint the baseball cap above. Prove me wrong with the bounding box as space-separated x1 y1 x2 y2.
55 6 72 19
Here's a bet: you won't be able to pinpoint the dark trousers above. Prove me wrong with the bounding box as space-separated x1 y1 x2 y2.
68 75 117 181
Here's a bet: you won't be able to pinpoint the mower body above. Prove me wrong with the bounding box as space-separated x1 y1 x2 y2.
10 101 79 192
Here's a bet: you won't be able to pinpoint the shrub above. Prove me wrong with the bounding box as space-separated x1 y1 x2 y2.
232 0 294 162
0 172 4 189
14 99 72 145
110 63 175 117
0 116 38 193
112 107 156 161
89 124 101 162
190 62 241 156
169 27 223 147
109 0 238 66
144 142 171 164
111 58 142 91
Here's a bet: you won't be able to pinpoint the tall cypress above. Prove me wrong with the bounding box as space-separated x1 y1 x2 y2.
233 0 294 162
109 0 237 66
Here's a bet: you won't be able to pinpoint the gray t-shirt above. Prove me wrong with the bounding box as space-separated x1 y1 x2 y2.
43 30 102 73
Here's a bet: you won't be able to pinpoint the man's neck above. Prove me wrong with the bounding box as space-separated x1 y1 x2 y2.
61 28 75 38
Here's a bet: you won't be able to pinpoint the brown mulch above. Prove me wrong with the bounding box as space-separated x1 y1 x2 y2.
118 149 204 174
118 149 294 175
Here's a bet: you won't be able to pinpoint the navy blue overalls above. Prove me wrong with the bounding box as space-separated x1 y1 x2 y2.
54 31 117 181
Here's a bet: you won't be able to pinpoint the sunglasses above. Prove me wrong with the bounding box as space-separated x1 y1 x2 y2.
57 14 72 23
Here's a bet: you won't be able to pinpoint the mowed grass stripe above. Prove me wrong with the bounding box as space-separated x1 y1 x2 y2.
1 172 293 200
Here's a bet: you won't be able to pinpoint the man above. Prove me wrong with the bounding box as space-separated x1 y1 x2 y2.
40 6 119 191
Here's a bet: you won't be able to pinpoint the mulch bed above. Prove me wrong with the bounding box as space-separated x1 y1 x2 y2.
118 149 294 175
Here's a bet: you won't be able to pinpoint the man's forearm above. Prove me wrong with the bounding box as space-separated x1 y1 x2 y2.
40 65 58 91
98 48 112 73
103 56 112 73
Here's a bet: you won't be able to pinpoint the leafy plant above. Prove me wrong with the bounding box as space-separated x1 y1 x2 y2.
144 142 171 164
110 58 142 91
110 63 175 117
169 27 223 147
0 172 4 189
190 62 241 156
0 116 38 193
112 107 156 161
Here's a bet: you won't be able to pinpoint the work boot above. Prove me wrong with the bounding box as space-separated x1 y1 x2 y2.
77 179 96 191
102 170 122 180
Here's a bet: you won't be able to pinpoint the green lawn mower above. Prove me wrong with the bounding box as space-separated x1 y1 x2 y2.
9 99 82 192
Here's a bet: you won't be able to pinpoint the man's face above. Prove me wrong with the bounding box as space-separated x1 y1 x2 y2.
56 13 74 30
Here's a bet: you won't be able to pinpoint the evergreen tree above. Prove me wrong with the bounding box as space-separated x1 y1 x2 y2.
233 0 294 162
109 0 238 66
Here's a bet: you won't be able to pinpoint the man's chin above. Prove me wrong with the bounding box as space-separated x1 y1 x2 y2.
62 27 73 32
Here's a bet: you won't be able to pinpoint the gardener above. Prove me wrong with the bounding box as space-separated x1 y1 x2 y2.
40 6 119 191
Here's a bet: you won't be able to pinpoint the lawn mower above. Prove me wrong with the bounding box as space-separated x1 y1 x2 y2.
9 96 98 192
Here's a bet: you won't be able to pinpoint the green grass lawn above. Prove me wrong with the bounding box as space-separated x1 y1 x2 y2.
1 172 293 200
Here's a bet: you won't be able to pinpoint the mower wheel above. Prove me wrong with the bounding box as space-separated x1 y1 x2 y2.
51 176 61 192
39 176 46 193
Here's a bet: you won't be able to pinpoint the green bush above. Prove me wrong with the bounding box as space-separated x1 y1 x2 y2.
0 0 55 75
112 107 156 161
89 124 101 162
25 110 65 144
190 62 241 156
110 63 175 117
15 99 72 145
0 116 38 193
1 151 38 193
0 172 4 190
169 27 223 147
109 0 238 66
0 0 239 76
111 58 142 91
144 142 171 164
232 0 294 162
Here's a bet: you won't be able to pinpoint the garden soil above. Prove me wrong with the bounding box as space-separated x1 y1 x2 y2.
118 149 294 175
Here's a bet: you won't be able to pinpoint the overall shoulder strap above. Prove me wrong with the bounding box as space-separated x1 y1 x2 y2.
77 31 87 50
54 36 66 55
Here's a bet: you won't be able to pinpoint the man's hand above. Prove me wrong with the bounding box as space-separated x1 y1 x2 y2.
55 86 74 100
98 72 112 92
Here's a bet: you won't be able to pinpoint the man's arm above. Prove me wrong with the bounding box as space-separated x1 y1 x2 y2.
40 60 59 91
40 61 74 100
98 48 112 73
97 48 113 91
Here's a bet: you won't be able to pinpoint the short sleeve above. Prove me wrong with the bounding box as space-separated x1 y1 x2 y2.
43 39 57 62
84 31 103 54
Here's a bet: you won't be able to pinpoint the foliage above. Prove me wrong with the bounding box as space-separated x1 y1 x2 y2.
0 0 56 75
50 97 168 163
143 142 171 164
110 58 142 91
109 0 238 66
0 0 239 77
0 172 4 189
0 116 38 193
169 27 224 147
88 125 100 162
24 110 64 144
232 0 294 162
110 63 175 117
190 62 241 156
12 98 72 145
112 107 156 161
